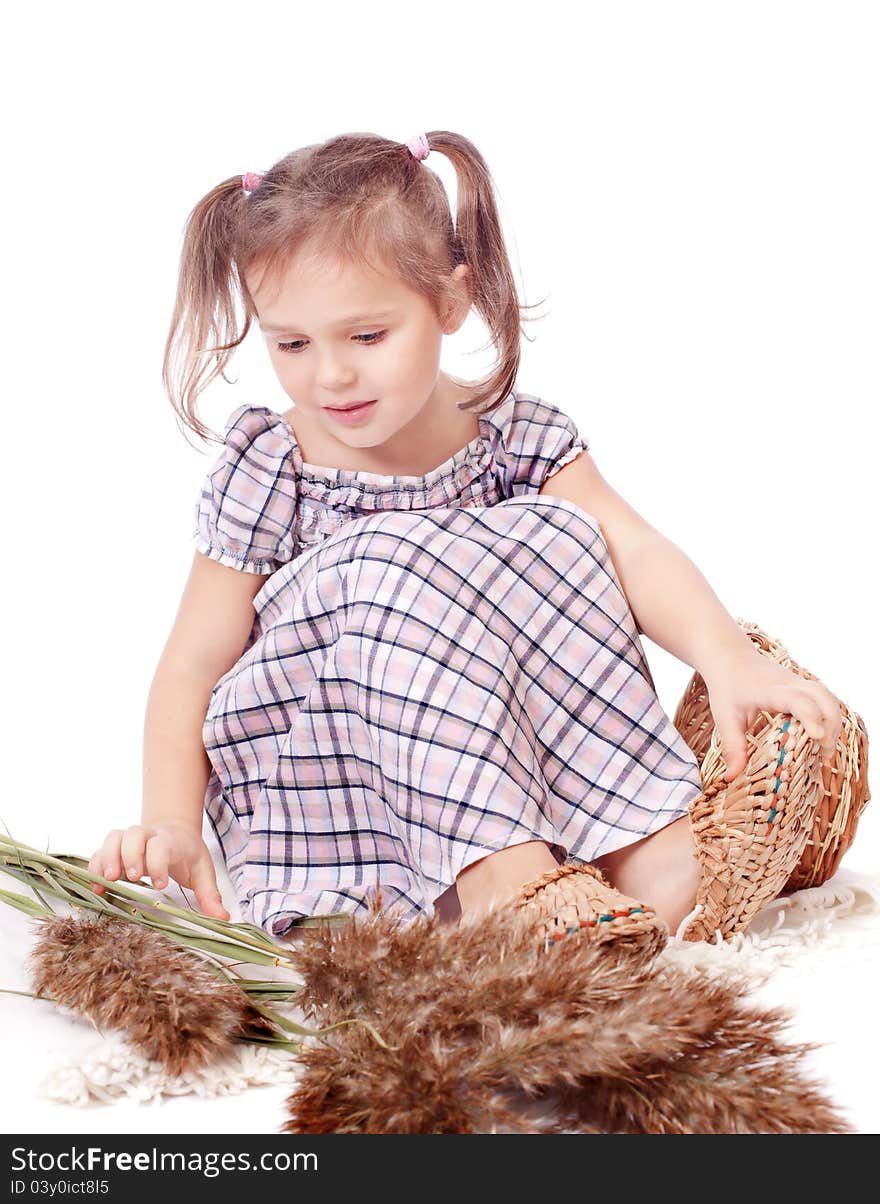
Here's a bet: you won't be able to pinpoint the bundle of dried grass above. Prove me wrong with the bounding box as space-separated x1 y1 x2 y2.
280 891 852 1134
28 913 279 1076
2 833 858 1131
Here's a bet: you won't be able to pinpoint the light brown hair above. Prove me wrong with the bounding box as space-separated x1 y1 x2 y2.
162 130 545 444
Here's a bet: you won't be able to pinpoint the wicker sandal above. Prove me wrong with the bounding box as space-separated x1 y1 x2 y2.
513 862 669 958
673 620 871 943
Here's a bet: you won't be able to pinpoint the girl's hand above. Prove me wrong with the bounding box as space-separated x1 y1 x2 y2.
87 822 231 920
701 645 843 783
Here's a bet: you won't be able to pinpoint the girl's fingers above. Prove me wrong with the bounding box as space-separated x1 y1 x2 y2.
144 834 170 890
191 857 229 920
791 702 839 763
119 826 148 882
96 830 123 880
88 832 125 892
87 851 108 894
822 699 843 757
803 681 843 760
783 690 825 739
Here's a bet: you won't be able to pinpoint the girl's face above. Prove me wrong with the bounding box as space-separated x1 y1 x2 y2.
247 247 471 471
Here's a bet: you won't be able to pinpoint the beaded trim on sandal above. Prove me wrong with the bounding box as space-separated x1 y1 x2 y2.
514 862 668 956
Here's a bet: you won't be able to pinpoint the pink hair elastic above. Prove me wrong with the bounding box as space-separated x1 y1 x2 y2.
405 133 431 161
241 172 264 193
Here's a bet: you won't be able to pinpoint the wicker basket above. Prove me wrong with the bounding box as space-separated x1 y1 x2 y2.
672 619 870 942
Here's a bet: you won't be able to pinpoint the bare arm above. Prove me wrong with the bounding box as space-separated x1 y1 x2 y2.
142 551 268 830
539 451 752 675
539 452 841 775
601 530 752 677
140 667 218 834
90 552 268 915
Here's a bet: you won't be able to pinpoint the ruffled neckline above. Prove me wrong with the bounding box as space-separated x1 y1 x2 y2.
264 401 504 504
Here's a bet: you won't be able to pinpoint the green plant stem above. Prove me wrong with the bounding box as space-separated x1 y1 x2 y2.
0 838 351 953
0 857 297 967
0 831 400 1054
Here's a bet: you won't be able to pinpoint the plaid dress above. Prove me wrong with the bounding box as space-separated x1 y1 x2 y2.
193 389 704 937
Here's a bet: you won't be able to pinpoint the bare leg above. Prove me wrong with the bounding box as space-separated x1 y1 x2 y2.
433 882 461 923
454 840 560 921
591 815 701 934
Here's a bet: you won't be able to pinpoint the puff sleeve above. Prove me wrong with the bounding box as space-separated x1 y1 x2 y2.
489 391 590 498
192 405 297 574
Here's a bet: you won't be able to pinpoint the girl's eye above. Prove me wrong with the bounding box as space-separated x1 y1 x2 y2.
276 330 387 354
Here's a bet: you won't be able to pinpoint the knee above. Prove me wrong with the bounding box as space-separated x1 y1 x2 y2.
511 493 605 543
331 522 429 631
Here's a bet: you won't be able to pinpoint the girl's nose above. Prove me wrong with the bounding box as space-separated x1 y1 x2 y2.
315 353 356 391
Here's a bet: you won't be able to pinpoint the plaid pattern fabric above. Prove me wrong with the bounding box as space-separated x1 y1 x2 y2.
193 391 703 937
193 390 590 570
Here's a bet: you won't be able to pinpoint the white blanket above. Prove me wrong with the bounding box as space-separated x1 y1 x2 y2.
2 823 878 1135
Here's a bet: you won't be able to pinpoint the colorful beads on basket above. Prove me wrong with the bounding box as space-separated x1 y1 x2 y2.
766 719 792 834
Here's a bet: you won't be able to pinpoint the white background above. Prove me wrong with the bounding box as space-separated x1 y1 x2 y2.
1 0 877 1133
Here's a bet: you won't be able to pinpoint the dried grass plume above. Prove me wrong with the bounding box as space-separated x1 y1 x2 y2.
28 913 278 1076
280 891 853 1134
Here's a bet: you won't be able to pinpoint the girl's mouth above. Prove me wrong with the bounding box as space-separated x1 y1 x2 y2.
325 400 378 424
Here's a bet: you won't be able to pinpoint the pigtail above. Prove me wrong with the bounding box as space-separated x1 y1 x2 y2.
425 132 546 415
160 131 539 441
161 177 253 445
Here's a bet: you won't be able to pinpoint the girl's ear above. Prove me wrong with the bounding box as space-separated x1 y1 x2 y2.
440 264 471 334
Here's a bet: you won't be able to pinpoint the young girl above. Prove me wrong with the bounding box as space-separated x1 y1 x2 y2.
88 130 842 953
